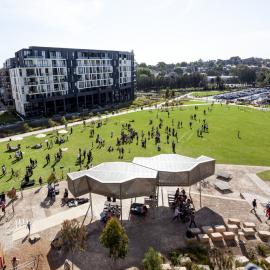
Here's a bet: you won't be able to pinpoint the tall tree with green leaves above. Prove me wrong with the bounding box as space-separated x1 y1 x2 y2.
99 218 129 263
143 247 163 270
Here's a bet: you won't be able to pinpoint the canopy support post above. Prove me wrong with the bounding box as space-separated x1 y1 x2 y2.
200 180 202 209
120 184 123 224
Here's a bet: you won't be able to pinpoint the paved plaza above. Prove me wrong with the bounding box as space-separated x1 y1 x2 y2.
1 163 270 269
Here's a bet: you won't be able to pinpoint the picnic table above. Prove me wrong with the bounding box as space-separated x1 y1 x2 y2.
215 180 232 192
217 172 232 180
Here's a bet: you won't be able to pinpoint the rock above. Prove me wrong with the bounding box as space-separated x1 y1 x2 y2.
235 255 249 266
161 263 172 270
265 256 270 265
197 265 210 270
180 256 191 266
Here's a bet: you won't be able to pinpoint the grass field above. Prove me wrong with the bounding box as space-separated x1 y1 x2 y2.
0 104 270 191
192 91 227 97
257 170 270 181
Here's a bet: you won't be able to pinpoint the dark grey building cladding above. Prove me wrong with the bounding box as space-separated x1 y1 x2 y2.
5 46 135 117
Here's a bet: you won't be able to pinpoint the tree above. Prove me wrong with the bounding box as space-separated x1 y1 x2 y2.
60 219 88 269
47 172 57 185
61 116 67 125
48 118 56 128
143 247 162 270
22 123 30 132
99 218 129 262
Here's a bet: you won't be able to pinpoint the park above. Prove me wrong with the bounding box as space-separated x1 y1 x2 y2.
0 103 270 192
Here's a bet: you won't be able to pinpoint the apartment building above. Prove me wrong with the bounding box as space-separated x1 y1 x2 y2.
3 46 135 117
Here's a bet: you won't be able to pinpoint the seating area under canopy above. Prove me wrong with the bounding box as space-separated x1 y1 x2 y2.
67 162 158 199
132 154 215 186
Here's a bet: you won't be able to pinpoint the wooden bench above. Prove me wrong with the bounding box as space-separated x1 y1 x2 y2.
228 218 241 226
242 227 255 237
243 222 256 229
210 232 223 241
258 231 270 241
201 226 214 234
214 225 226 233
185 236 197 245
226 224 239 234
222 231 235 240
189 228 201 235
198 234 210 243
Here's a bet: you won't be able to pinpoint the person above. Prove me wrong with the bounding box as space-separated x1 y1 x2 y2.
27 221 31 235
189 211 197 228
38 176 43 186
237 130 241 139
1 203 6 216
251 199 257 214
12 257 19 270
172 207 180 221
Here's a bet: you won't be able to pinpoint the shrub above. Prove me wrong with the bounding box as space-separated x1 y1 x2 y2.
256 243 270 257
143 247 162 270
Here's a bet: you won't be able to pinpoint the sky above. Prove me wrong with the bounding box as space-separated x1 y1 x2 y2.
0 0 270 65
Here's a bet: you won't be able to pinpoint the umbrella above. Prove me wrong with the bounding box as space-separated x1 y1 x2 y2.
35 133 46 138
58 130 68 134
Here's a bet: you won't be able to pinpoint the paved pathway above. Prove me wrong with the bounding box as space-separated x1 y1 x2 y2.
12 202 91 242
247 173 270 196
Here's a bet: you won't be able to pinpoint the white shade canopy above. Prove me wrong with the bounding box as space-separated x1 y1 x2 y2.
133 154 215 186
67 162 158 199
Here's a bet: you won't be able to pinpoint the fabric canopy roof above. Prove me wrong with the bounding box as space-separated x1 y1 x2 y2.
67 162 158 199
133 154 215 186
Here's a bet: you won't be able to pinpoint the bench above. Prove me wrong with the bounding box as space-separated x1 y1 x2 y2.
242 227 255 237
189 228 201 235
201 226 214 234
198 234 210 243
243 222 256 229
214 225 226 233
222 231 235 240
210 232 223 241
227 224 238 234
258 231 270 241
214 181 232 193
228 218 241 226
185 236 197 245
217 172 232 180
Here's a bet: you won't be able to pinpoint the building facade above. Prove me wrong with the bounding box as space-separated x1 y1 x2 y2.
4 46 135 117
0 59 15 109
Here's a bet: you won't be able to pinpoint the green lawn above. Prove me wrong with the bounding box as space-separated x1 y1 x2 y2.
0 104 270 191
257 170 270 181
192 91 226 97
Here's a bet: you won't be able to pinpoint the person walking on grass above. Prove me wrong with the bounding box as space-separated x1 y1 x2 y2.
251 199 257 214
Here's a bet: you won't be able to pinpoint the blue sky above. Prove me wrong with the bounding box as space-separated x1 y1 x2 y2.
0 0 269 65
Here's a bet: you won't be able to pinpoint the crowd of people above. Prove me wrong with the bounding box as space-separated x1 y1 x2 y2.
171 188 195 227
